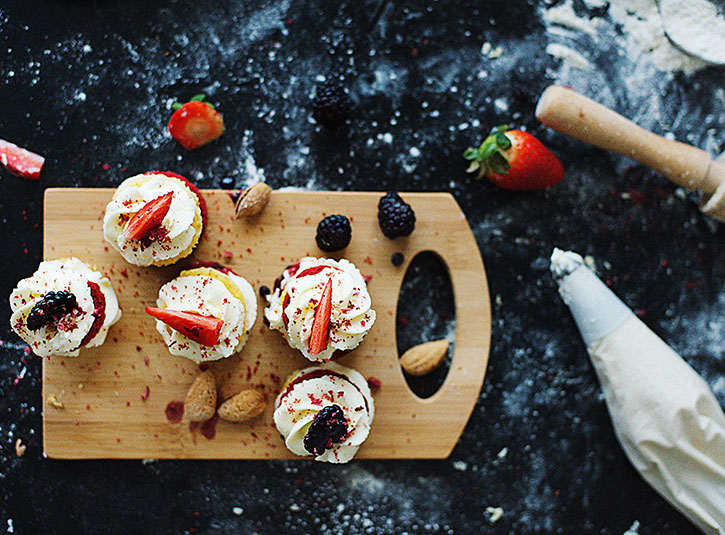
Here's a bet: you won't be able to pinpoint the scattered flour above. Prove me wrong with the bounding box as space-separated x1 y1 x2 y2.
486 506 504 523
541 1 600 40
540 0 710 74
545 43 592 70
452 460 468 471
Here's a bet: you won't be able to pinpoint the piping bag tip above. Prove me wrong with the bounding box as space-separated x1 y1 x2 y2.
550 247 585 280
549 247 632 345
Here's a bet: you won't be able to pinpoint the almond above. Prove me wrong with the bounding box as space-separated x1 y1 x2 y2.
235 182 271 218
184 369 217 422
399 339 449 376
218 388 266 423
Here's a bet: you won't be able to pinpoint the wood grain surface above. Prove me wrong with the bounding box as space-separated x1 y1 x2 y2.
42 189 490 459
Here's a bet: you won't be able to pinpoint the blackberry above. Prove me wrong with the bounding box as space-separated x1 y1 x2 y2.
391 252 405 266
316 214 352 252
303 404 348 455
378 192 416 239
27 291 77 330
259 285 271 298
311 80 350 129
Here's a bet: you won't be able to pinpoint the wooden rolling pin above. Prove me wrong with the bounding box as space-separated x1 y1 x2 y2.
535 85 725 194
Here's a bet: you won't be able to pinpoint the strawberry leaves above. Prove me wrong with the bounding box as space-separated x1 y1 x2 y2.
463 124 511 178
171 93 215 111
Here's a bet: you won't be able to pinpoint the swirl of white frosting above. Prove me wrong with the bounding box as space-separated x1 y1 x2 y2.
264 257 376 362
274 361 375 463
154 270 257 363
9 257 122 357
103 173 202 266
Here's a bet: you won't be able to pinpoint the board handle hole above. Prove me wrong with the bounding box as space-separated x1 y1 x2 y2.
396 251 456 399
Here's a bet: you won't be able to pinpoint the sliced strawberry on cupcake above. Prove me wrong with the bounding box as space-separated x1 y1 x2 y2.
103 171 206 267
145 307 223 347
308 278 333 355
168 94 224 150
122 192 173 241
464 125 564 190
0 139 45 180
148 265 258 363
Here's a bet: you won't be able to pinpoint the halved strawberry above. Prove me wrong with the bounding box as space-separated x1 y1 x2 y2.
0 139 45 180
308 278 333 355
464 125 564 190
144 171 207 227
168 95 224 150
122 192 173 241
145 307 223 347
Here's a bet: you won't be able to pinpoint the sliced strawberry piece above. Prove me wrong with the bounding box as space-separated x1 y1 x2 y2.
168 96 224 150
308 278 333 355
122 192 173 241
144 171 207 227
0 139 45 180
145 307 223 347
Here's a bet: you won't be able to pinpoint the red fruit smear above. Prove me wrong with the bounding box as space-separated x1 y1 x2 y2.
165 401 184 423
281 293 291 329
186 260 238 276
296 265 328 278
279 369 370 413
367 377 382 390
201 414 219 440
79 281 107 348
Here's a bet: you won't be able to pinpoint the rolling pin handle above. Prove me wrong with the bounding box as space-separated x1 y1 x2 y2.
535 86 721 194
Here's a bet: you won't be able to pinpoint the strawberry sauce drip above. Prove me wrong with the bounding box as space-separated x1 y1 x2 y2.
279 369 370 413
186 261 238 276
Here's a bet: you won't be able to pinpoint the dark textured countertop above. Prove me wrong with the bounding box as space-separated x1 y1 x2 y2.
1 1 723 534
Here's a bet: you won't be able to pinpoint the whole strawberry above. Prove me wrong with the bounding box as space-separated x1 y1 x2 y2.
463 125 564 190
168 94 224 150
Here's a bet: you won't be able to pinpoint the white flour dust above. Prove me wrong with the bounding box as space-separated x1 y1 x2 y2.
541 0 713 74
659 0 725 64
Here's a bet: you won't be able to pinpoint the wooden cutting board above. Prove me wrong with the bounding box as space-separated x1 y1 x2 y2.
42 189 491 459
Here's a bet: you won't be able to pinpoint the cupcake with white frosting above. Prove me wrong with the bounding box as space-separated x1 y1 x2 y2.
274 361 375 463
103 171 206 267
146 263 256 363
9 257 122 357
264 257 376 362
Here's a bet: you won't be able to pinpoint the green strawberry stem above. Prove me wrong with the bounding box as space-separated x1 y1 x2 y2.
463 124 512 178
170 93 216 111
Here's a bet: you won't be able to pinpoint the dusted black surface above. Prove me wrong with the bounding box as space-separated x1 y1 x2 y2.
1 1 724 534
